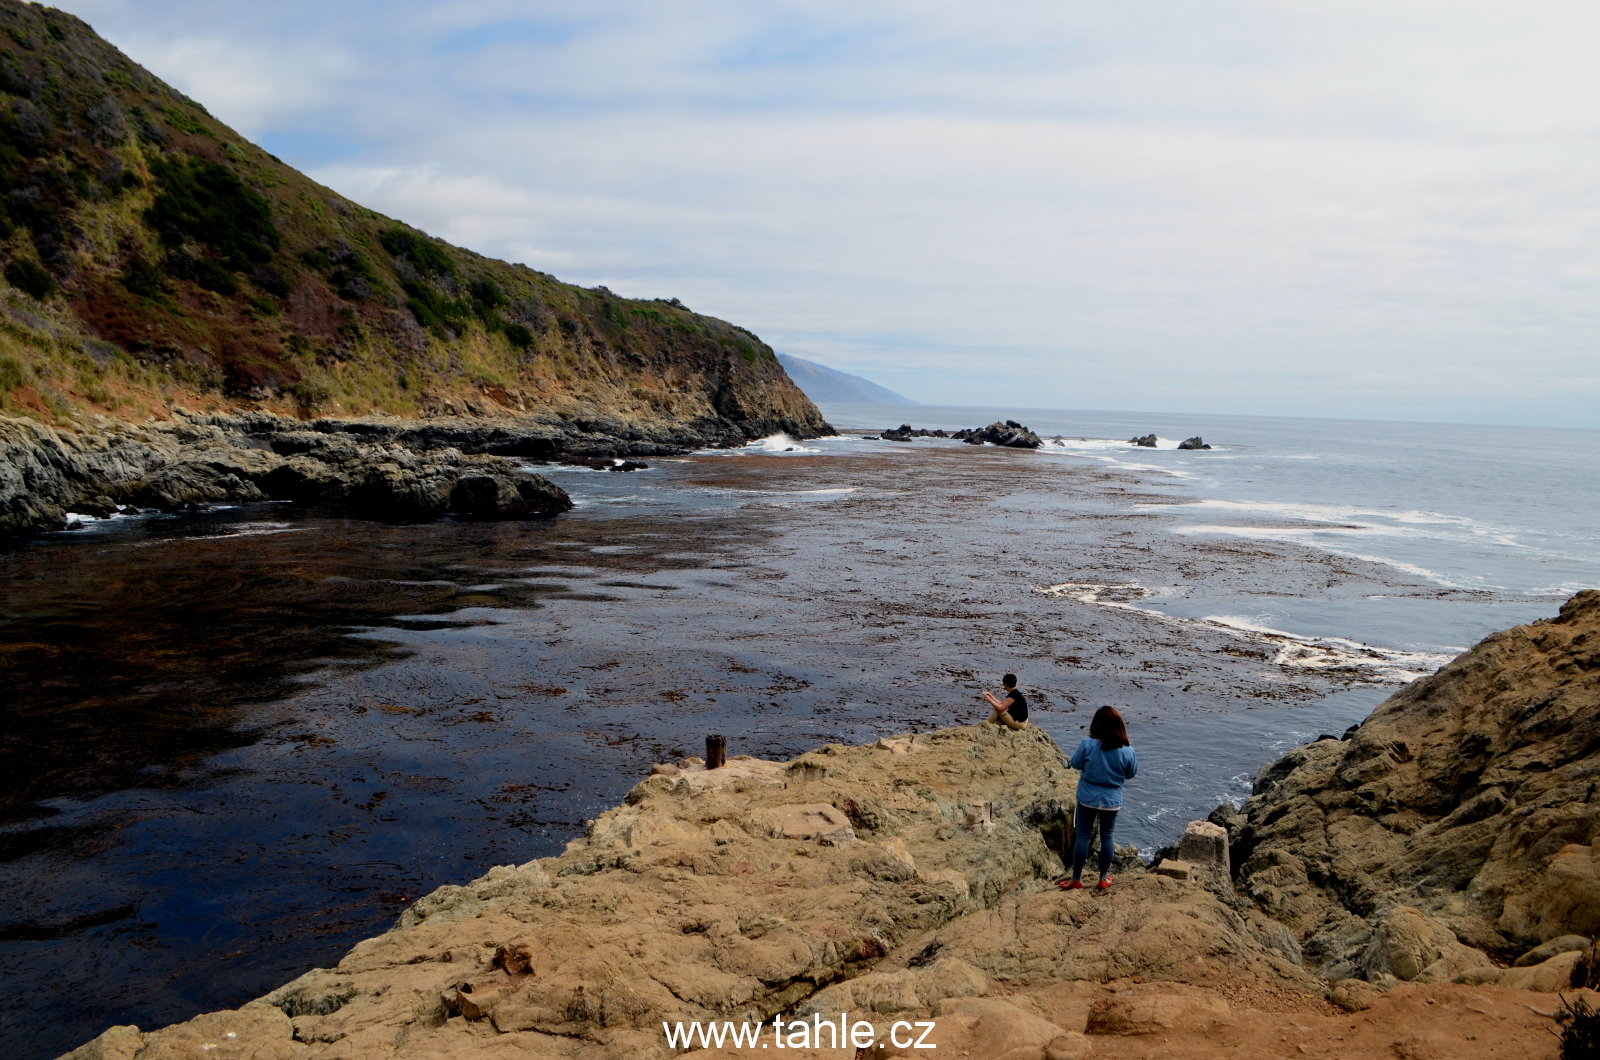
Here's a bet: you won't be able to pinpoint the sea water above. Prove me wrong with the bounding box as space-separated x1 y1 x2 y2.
4 406 1598 1058
817 402 1600 855
822 403 1600 650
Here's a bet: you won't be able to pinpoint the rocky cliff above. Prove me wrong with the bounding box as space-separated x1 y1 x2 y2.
1232 590 1600 993
0 1 828 531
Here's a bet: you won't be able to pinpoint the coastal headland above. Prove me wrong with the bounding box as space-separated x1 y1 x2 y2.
62 592 1600 1059
0 0 828 535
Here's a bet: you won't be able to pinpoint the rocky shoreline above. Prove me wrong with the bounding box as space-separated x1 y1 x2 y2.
0 407 832 534
60 593 1600 1059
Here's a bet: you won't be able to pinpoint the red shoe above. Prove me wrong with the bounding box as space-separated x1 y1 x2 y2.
1097 876 1114 891
1059 879 1083 890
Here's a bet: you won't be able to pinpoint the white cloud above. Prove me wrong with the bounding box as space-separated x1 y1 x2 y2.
53 0 1600 426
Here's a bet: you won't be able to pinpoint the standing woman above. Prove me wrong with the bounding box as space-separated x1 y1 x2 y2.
1060 706 1137 891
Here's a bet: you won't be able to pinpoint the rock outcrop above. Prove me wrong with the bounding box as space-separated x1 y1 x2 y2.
62 725 1335 1060
1233 590 1600 983
880 424 949 441
1177 436 1212 450
1128 434 1158 447
1 411 575 532
953 421 1043 449
58 599 1600 1060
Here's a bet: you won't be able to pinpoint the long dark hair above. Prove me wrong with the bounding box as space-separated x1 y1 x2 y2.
1089 706 1129 750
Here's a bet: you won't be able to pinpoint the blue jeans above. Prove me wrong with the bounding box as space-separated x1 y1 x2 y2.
1072 804 1118 880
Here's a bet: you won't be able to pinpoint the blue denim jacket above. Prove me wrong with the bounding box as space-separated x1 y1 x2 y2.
1069 737 1138 809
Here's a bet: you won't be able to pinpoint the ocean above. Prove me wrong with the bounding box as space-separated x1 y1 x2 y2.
2 405 1596 1058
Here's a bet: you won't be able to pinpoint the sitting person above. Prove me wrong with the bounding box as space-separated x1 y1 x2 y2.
982 674 1029 730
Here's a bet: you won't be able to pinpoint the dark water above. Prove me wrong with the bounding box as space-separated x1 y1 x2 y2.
2 420 1587 1059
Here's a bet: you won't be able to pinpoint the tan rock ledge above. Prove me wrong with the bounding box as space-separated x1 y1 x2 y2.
61 724 1328 1060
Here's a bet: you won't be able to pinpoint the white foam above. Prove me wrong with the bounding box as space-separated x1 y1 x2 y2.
202 522 304 539
1034 581 1457 683
1041 437 1130 452
740 433 821 454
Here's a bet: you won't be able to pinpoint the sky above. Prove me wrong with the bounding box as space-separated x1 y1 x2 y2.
58 1 1600 428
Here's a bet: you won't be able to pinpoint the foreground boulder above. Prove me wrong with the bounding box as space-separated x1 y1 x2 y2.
1234 590 1600 980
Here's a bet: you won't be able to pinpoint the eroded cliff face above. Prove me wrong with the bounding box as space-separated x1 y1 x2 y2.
0 0 827 445
1235 590 1600 982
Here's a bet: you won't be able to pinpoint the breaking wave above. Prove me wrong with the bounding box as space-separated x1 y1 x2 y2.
1035 581 1458 683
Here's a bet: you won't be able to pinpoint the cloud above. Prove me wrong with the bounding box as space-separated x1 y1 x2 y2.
55 0 1600 426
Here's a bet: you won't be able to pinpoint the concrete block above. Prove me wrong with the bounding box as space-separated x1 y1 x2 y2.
1154 858 1192 881
1179 819 1229 871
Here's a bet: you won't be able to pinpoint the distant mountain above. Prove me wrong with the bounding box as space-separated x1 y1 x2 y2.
777 354 917 406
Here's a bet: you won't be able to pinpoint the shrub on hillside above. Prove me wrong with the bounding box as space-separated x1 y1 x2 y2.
504 323 534 350
379 227 456 279
5 258 54 299
146 154 279 270
121 254 164 297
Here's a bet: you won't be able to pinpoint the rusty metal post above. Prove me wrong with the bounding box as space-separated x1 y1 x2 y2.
706 734 726 769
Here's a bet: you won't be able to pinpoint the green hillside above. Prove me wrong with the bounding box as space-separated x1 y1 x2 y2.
0 1 825 437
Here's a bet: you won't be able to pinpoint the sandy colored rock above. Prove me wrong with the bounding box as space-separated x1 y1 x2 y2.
870 997 1075 1060
1499 843 1600 944
1497 948 1583 992
1086 981 1230 1035
796 958 986 1016
1329 978 1382 1012
872 873 1325 996
749 803 856 843
57 1025 144 1060
1360 907 1494 984
72 725 1079 1060
1237 591 1600 979
103 1006 304 1060
1513 933 1592 967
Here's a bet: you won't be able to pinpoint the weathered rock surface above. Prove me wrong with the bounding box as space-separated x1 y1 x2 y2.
64 727 1085 1059
61 597 1600 1059
1234 590 1600 983
1 410 599 531
60 725 1328 1060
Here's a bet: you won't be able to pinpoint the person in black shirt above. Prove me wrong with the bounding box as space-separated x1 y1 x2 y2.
982 674 1029 730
